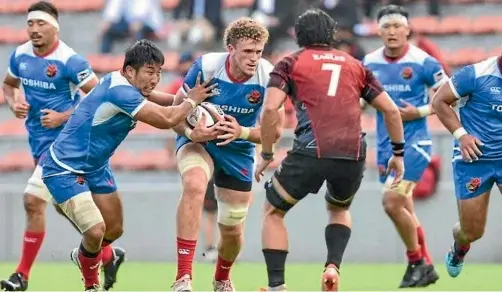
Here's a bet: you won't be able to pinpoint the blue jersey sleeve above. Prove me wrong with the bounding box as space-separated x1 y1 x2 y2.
66 54 95 87
449 65 476 98
7 50 19 78
180 57 203 96
422 57 446 89
109 87 147 118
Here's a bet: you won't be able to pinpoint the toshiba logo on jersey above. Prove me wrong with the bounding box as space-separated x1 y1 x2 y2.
383 84 411 92
219 104 255 114
20 78 56 90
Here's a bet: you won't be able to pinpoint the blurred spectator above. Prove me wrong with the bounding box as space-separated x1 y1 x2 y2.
333 23 366 61
314 0 360 32
249 0 309 57
168 0 224 50
164 52 196 95
100 0 163 54
409 30 452 76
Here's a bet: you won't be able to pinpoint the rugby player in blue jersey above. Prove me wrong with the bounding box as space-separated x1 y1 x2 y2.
170 18 285 292
433 55 502 279
0 2 125 290
39 40 215 291
363 5 447 288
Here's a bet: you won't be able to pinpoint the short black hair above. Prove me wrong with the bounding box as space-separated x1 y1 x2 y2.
376 5 409 22
123 39 165 71
27 1 58 19
295 9 336 48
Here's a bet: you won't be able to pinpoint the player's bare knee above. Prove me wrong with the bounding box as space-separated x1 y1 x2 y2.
382 191 407 216
327 204 351 226
23 193 47 217
182 173 209 199
219 223 243 239
83 221 106 245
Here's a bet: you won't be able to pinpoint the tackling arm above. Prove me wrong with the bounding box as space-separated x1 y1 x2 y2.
147 90 175 106
171 89 194 137
135 99 197 129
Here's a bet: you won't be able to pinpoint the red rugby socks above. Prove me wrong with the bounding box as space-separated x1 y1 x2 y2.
78 244 102 289
176 237 197 280
417 226 432 265
101 243 114 266
214 256 234 281
16 231 45 279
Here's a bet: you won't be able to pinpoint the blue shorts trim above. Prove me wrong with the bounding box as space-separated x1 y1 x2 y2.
42 156 117 204
378 144 431 183
452 159 500 200
176 136 254 183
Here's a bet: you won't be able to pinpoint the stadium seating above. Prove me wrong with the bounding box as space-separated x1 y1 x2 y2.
0 0 254 14
0 0 499 173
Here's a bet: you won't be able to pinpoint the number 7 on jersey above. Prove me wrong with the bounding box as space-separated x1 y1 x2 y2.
322 63 341 97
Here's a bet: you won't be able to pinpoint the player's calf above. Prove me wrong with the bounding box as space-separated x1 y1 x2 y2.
446 190 490 278
23 194 47 232
175 151 213 282
382 184 421 255
213 188 250 289
262 178 296 290
58 191 106 290
10 169 54 283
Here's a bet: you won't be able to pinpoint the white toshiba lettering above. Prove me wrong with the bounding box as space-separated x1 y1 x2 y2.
219 104 255 114
383 84 411 92
20 77 56 90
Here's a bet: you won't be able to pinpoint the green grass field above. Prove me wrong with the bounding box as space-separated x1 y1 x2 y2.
1 262 501 291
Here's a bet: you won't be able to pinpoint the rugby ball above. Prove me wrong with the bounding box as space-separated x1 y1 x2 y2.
186 102 225 128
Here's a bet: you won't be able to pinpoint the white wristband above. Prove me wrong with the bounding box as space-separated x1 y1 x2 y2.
239 126 250 140
417 105 432 117
185 98 197 109
185 128 193 140
453 127 468 140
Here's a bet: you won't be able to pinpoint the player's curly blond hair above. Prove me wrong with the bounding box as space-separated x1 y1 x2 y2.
223 17 269 47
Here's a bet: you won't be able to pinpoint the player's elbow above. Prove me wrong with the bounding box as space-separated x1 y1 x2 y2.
431 93 448 113
382 103 401 121
164 116 181 129
274 130 282 143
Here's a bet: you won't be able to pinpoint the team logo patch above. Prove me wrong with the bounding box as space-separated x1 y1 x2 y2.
466 177 481 192
77 68 91 83
46 64 57 78
247 90 261 104
401 67 413 80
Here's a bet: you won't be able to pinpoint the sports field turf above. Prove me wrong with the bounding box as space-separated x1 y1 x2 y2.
0 262 501 291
